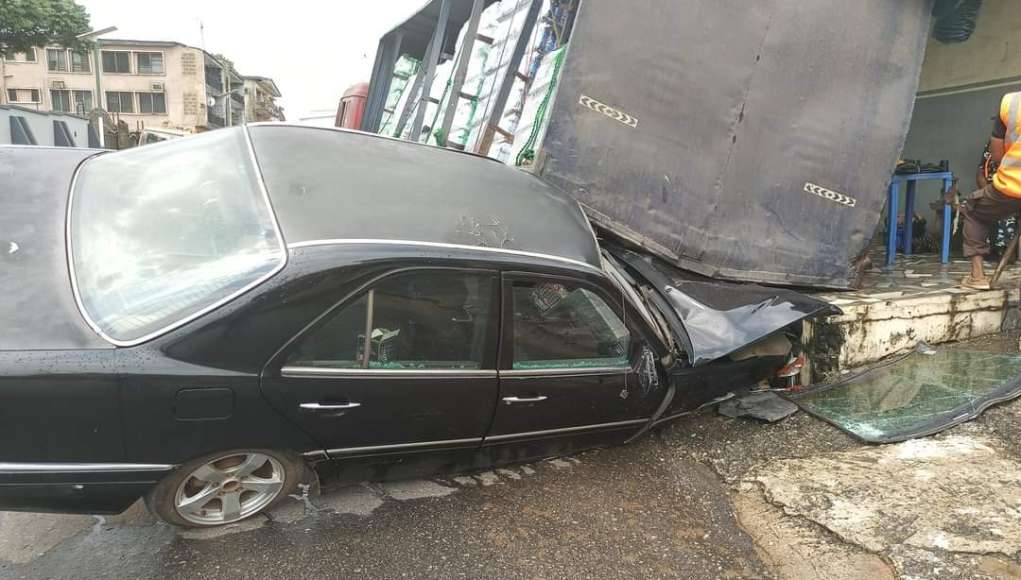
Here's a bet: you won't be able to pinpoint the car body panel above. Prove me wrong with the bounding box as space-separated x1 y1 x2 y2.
260 266 503 457
0 350 123 463
487 271 664 443
117 352 323 465
0 127 827 518
248 124 602 270
0 146 107 351
0 463 172 515
665 355 786 417
265 372 499 457
609 246 837 366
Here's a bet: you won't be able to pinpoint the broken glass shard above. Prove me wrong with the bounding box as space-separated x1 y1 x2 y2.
791 349 1021 443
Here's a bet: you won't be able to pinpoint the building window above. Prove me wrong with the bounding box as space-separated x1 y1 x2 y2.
136 52 164 75
3 48 36 62
47 48 68 72
138 92 167 114
7 88 41 103
205 66 223 92
101 51 131 73
70 50 91 73
72 90 93 113
51 89 72 112
105 91 134 113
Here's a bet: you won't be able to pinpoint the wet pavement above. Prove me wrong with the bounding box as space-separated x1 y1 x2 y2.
4 333 1021 579
0 440 766 580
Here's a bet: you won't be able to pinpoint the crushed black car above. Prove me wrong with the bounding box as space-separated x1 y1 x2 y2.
0 125 831 527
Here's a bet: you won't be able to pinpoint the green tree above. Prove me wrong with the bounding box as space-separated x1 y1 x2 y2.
0 0 92 54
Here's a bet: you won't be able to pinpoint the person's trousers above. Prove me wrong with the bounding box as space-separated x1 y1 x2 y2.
961 185 1021 257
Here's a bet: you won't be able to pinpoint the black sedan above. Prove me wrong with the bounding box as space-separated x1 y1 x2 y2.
0 125 830 527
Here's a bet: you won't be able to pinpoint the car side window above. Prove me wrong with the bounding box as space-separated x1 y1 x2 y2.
511 281 630 370
285 271 495 370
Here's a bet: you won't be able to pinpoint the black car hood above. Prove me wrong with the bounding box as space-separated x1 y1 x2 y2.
0 146 110 350
609 247 837 366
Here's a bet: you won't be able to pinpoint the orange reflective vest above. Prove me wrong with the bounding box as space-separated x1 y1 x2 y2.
995 91 1021 197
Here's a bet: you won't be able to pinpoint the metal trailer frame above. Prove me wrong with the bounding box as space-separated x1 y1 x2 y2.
474 0 543 155
363 0 502 134
438 0 486 146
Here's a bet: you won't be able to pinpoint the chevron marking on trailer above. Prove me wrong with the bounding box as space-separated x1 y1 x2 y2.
579 94 638 129
804 182 857 208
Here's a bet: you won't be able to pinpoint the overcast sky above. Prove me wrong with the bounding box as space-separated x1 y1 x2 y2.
78 0 425 122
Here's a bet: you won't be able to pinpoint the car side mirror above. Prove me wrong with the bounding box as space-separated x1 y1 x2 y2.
633 344 660 396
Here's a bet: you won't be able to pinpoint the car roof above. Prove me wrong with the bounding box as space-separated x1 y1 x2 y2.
247 124 602 271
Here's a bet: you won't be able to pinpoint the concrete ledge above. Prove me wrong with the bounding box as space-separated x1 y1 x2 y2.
804 287 1021 380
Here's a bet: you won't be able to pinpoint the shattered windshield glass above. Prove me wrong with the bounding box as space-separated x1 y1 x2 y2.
792 349 1021 443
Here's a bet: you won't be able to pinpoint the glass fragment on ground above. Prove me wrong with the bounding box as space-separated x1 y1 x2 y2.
791 349 1021 443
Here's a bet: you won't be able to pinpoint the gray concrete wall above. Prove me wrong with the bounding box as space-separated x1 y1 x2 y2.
919 0 1021 92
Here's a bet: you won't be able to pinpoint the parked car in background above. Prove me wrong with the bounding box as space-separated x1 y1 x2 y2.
136 127 186 146
0 125 832 527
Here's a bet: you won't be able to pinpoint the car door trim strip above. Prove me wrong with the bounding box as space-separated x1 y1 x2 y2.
0 462 176 474
321 437 484 457
499 367 630 378
287 239 601 273
281 366 499 379
484 418 648 442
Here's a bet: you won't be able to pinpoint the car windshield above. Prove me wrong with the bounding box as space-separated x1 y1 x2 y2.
69 128 285 344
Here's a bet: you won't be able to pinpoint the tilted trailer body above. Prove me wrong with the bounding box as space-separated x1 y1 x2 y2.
364 0 935 289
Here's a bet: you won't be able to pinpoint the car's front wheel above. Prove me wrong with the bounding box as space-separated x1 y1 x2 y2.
146 449 303 527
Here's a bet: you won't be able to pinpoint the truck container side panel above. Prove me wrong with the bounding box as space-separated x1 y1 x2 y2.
537 0 934 289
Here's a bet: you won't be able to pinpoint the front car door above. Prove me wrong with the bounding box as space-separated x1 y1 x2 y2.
485 272 665 445
261 268 500 457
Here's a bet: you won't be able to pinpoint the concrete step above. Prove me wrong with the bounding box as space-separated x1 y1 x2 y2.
802 286 1021 382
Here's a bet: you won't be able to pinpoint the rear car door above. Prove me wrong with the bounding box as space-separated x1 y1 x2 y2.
261 268 500 456
485 273 663 444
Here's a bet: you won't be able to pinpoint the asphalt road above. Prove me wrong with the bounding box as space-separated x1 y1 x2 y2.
8 333 1021 579
0 436 767 580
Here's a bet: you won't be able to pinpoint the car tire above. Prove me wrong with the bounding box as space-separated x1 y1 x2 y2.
145 449 304 527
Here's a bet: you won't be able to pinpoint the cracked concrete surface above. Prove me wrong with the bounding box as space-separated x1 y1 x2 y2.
663 332 1021 579
747 432 1021 577
749 434 1021 556
732 489 896 580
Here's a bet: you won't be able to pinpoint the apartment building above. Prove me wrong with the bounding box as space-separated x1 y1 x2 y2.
243 75 285 122
0 39 282 134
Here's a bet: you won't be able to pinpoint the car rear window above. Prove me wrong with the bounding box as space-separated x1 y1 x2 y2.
69 128 285 345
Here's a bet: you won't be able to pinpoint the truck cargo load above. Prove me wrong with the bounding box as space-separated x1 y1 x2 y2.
364 0 935 289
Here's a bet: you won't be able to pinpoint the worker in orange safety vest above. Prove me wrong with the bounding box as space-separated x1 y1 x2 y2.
961 91 1021 289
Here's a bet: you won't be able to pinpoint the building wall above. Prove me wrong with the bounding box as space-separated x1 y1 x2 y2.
243 79 284 122
900 0 1019 234
1 43 211 133
919 0 1021 92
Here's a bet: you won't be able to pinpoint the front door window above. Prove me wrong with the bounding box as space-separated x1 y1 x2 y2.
511 281 630 370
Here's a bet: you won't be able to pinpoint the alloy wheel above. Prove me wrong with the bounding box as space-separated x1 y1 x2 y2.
173 452 286 526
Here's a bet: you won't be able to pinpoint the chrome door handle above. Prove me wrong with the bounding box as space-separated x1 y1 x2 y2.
502 395 548 404
300 401 362 410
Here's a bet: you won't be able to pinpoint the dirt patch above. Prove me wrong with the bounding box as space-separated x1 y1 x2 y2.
732 489 895 580
0 512 94 564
